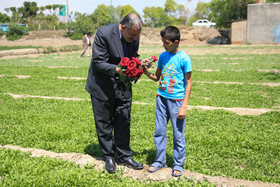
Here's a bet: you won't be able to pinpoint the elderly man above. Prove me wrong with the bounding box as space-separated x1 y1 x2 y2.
85 14 144 173
80 32 91 57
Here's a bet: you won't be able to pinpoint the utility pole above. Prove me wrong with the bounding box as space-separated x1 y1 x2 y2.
66 0 68 26
238 0 240 20
110 0 113 24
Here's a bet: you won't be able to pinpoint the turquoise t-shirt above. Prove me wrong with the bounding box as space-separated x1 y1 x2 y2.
157 50 192 100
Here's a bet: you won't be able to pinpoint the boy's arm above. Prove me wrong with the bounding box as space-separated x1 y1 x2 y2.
143 67 162 82
178 72 192 119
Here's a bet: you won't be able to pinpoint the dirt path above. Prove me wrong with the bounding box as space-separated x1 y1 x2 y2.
5 93 279 115
0 144 278 187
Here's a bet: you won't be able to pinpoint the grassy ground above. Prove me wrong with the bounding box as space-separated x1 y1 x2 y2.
0 46 279 186
0 46 42 50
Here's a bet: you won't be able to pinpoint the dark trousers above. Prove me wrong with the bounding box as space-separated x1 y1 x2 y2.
90 88 132 160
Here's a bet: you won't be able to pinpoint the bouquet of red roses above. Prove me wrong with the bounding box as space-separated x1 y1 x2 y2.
117 57 144 89
117 56 158 89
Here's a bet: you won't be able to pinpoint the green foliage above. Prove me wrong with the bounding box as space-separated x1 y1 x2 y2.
164 0 177 14
214 0 254 28
21 1 38 19
90 4 111 27
120 5 139 19
0 12 10 23
143 7 172 27
193 2 213 21
143 1 189 27
187 14 197 26
6 23 29 41
190 0 257 28
68 13 94 39
69 32 84 40
0 29 5 36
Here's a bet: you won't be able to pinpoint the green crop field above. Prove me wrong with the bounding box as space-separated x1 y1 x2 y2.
0 46 279 186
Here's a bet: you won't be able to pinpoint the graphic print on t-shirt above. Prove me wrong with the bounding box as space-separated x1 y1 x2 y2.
159 63 180 94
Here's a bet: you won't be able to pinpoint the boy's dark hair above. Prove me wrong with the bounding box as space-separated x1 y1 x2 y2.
160 26 180 43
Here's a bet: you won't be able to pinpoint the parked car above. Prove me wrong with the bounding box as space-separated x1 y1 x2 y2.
192 19 216 28
0 23 10 32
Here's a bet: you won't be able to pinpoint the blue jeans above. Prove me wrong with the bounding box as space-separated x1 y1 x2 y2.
154 96 186 167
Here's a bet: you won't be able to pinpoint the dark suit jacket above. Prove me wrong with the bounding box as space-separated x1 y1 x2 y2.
85 23 140 101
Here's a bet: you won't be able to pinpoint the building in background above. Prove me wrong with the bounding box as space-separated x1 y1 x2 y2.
231 2 280 44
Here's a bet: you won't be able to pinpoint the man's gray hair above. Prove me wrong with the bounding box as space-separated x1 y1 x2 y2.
120 14 143 30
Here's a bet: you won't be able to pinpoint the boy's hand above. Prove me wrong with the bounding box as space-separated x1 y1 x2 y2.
141 58 149 65
141 58 152 69
177 107 187 119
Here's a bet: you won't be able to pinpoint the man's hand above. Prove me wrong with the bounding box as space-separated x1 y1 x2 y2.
116 67 123 74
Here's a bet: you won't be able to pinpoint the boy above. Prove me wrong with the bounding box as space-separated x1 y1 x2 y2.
143 26 192 177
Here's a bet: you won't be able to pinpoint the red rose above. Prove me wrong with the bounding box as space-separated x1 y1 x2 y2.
120 57 130 67
151 56 158 62
127 59 137 71
134 68 143 78
132 57 141 66
125 69 135 78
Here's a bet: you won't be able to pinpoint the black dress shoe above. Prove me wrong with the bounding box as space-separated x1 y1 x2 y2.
105 157 116 173
118 157 144 170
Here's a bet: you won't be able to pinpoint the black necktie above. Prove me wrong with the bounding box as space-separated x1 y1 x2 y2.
122 39 129 57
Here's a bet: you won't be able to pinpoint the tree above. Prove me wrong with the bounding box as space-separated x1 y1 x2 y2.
44 4 62 30
112 6 122 22
194 2 211 20
0 13 10 23
143 6 173 27
175 4 190 25
68 12 94 39
120 5 138 19
157 7 172 27
22 1 38 19
90 4 111 29
190 0 257 28
164 0 177 17
143 6 159 27
37 6 46 30
210 0 255 28
5 7 22 23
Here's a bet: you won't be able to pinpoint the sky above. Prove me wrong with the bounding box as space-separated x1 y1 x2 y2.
0 0 211 18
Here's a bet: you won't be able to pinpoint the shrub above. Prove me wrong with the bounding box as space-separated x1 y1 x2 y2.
59 45 82 52
69 32 84 40
43 46 57 54
0 29 4 36
6 24 29 41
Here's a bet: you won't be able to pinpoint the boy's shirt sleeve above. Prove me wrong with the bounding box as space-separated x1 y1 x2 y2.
183 56 192 74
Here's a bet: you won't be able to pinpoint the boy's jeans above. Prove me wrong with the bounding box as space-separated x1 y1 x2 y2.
154 95 186 167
